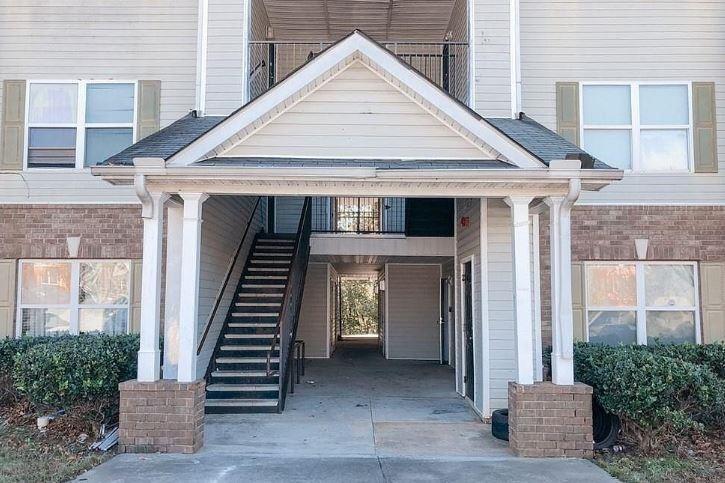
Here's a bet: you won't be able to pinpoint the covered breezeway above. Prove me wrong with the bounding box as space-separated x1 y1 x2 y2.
203 337 508 458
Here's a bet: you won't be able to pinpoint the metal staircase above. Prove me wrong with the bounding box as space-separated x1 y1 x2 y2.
204 198 312 414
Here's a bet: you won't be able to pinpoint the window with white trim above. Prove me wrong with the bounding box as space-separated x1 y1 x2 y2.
26 81 136 169
584 262 700 346
581 83 692 172
17 260 131 337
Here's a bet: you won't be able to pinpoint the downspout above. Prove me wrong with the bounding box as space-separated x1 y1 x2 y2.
509 0 522 118
195 0 209 115
557 177 581 361
134 173 154 219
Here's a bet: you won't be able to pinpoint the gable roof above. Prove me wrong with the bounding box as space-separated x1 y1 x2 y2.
164 30 546 168
100 30 607 170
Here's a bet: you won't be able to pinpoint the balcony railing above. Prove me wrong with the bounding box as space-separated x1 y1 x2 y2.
311 197 405 235
248 40 469 104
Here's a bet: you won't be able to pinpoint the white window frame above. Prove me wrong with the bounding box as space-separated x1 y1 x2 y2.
583 260 702 345
15 259 132 337
24 80 138 171
579 81 694 174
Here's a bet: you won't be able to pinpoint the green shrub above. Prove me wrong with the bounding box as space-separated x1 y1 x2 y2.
642 342 725 379
11 334 139 408
573 342 725 449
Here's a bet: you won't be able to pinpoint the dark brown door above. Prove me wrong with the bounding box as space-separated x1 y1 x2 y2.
464 261 474 400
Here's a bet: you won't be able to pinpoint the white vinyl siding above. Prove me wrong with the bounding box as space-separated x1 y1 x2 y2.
519 0 725 204
486 199 515 411
205 0 254 115
472 0 512 117
0 0 197 203
196 195 266 378
297 263 330 358
386 264 440 360
455 198 483 411
274 196 305 234
225 62 489 159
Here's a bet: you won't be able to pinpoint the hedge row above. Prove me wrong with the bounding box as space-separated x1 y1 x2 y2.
1 334 139 408
572 342 725 447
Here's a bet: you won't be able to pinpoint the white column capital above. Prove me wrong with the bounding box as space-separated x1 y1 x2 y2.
180 192 209 213
503 195 534 208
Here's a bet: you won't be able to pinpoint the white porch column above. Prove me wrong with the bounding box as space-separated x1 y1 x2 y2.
137 191 169 382
546 195 575 385
177 193 209 383
505 196 535 385
162 200 183 380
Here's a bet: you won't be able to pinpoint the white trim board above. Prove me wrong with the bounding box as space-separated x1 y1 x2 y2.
166 31 546 168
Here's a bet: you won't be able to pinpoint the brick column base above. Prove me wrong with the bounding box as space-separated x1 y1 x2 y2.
118 379 206 454
508 381 593 458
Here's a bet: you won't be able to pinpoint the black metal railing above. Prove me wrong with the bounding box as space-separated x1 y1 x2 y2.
266 197 312 411
198 196 263 358
248 41 469 104
311 197 405 235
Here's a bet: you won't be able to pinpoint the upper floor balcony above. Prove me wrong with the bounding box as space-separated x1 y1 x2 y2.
247 0 470 104
248 40 469 104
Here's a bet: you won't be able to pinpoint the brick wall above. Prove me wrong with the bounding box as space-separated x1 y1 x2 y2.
0 204 142 259
118 380 206 454
508 381 593 458
539 205 725 344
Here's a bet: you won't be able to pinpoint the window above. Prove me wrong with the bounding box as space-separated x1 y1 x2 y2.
581 83 692 172
584 262 700 346
334 197 381 233
26 81 136 169
17 260 131 337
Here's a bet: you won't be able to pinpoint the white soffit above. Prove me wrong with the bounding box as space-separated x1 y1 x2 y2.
166 31 546 168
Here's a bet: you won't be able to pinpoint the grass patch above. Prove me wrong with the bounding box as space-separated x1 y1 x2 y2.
0 424 111 483
595 453 720 483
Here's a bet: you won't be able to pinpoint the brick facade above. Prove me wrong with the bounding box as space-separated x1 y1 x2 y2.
508 381 593 458
118 379 206 454
0 204 142 259
539 205 725 344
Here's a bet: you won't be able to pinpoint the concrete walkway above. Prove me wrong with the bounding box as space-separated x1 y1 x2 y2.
76 339 616 482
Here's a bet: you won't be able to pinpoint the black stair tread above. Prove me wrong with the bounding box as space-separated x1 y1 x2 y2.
205 399 278 407
207 383 279 391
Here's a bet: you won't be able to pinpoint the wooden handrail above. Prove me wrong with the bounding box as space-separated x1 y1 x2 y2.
197 196 262 355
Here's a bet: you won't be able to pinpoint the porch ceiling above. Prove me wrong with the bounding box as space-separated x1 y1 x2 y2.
261 0 458 42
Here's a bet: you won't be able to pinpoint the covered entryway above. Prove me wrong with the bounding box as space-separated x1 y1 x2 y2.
93 30 622 456
204 337 508 458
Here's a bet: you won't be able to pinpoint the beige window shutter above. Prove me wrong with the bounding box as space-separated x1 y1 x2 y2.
692 82 718 173
571 262 586 342
0 260 17 338
700 262 725 343
1 80 26 171
555 82 580 146
129 260 143 334
136 80 161 141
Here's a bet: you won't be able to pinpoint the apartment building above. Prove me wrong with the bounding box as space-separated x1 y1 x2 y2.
0 0 722 456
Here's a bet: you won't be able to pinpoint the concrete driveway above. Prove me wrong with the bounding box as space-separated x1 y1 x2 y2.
76 340 616 482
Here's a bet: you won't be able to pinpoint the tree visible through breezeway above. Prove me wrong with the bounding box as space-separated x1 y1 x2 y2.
340 277 378 337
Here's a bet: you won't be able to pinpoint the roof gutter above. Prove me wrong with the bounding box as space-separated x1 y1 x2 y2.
92 164 623 185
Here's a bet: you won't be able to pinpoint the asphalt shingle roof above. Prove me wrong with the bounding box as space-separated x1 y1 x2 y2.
100 112 610 170
102 113 225 166
486 115 611 169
